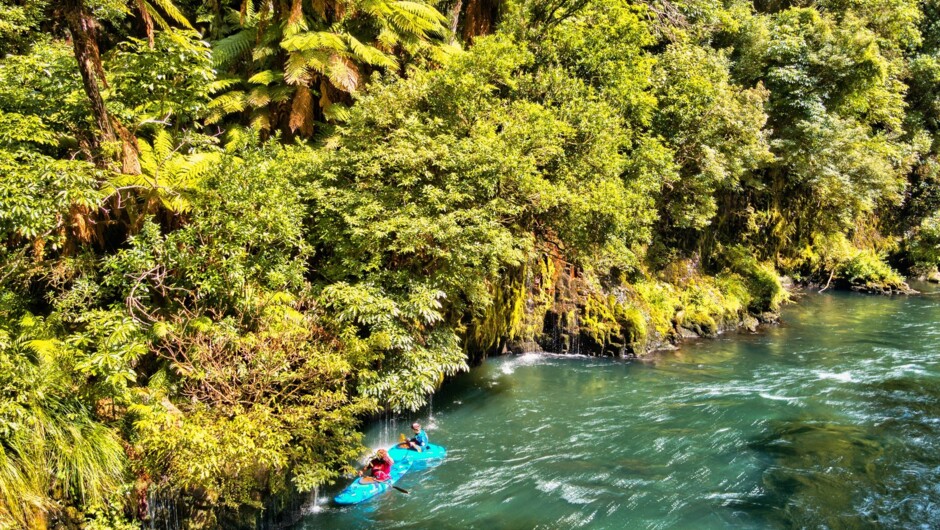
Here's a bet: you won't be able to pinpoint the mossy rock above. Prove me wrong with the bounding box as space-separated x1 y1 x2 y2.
579 294 648 356
677 309 718 337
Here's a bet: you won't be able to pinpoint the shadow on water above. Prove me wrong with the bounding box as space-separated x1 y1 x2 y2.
740 373 940 529
741 420 885 528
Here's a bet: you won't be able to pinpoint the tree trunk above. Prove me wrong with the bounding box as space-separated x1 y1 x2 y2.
461 0 500 42
448 0 464 44
61 0 140 174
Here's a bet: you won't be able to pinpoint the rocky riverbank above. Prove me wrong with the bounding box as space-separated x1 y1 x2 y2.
467 252 788 361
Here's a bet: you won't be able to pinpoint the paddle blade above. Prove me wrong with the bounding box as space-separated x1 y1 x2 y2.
392 485 410 494
399 433 407 443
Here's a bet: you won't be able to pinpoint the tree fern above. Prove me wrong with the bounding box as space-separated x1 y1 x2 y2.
207 0 448 134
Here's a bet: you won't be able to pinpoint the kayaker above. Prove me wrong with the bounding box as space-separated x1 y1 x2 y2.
359 449 393 481
407 422 429 452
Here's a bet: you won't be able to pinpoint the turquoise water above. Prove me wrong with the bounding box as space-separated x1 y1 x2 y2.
295 287 940 529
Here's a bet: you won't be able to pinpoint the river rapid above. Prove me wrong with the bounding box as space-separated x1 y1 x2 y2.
295 286 940 529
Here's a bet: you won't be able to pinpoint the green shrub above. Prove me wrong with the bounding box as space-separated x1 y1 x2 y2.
725 246 788 311
838 249 905 288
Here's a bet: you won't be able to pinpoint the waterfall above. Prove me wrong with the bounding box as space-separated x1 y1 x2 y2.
571 309 580 355
146 489 182 530
522 263 536 353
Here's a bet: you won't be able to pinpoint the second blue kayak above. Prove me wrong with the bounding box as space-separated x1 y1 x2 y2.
387 442 447 463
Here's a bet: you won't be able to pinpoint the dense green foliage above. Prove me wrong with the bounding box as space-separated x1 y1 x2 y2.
1 0 939 527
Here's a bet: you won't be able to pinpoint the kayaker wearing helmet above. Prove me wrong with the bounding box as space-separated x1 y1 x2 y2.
407 422 429 452
360 449 393 481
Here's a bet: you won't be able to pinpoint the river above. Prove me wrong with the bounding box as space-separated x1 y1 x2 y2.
293 286 940 529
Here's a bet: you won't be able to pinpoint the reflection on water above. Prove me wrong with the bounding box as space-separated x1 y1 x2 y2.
294 286 940 529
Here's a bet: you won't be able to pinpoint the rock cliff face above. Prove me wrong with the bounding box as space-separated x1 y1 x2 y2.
491 253 783 359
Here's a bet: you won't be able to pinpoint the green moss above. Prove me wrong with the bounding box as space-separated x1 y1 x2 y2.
581 294 620 345
620 305 647 344
634 280 681 338
580 293 647 349
471 266 528 351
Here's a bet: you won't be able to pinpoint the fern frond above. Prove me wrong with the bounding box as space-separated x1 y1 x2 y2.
250 110 271 131
289 85 314 135
247 87 272 108
207 77 243 94
284 52 310 84
207 91 248 114
393 1 447 26
145 6 171 32
359 0 390 19
376 27 400 50
327 55 361 92
146 0 195 29
224 7 243 26
281 31 348 53
178 152 222 184
224 125 249 152
212 29 255 68
269 84 295 103
323 102 351 122
387 8 439 37
252 44 277 62
152 128 174 163
346 34 398 69
247 70 282 85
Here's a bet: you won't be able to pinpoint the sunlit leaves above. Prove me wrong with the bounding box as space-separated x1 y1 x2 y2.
107 30 213 127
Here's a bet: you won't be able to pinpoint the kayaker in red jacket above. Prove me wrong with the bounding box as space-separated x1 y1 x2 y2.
359 449 393 481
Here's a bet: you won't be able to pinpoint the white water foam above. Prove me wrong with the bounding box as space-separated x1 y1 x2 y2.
817 371 855 382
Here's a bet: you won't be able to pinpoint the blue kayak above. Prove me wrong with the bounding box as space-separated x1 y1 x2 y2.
333 458 412 505
387 442 446 464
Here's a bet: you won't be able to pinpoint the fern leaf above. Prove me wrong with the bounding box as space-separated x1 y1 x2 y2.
250 110 272 131
346 34 398 69
212 29 255 68
394 1 447 25
323 102 351 122
289 85 314 136
206 77 243 94
224 125 249 152
327 55 361 93
284 52 310 85
179 152 221 185
247 70 282 85
247 87 272 108
152 129 174 163
146 0 195 29
207 91 248 115
281 31 348 53
269 84 295 103
145 6 172 32
252 45 277 62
